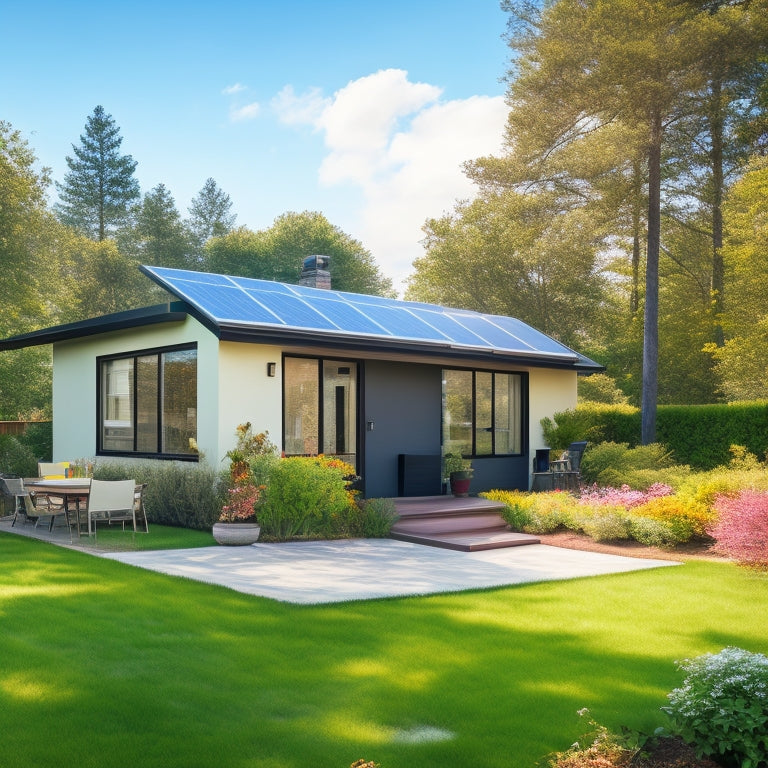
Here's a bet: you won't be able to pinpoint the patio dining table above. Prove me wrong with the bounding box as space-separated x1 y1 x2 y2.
24 478 92 536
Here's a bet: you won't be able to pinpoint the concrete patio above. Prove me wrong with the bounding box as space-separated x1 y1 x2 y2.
1 515 679 604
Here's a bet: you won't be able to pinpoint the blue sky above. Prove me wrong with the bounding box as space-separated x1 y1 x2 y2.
3 1 511 291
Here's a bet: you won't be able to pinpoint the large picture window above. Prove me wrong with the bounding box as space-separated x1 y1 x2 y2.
98 345 197 458
442 369 523 457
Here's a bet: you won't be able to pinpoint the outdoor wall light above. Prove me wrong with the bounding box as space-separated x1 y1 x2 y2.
267 362 277 377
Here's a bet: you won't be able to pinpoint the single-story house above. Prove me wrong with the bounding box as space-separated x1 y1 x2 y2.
0 261 602 497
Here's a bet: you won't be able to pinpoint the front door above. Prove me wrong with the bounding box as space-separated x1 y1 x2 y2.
283 356 358 471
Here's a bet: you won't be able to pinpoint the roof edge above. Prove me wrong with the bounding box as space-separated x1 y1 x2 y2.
0 302 191 351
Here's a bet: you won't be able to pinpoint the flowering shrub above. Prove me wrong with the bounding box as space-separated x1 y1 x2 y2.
578 483 673 508
259 457 355 540
573 508 632 542
663 647 768 768
219 483 263 523
546 710 636 767
482 490 537 531
485 482 714 547
312 455 360 504
633 495 713 540
709 491 768 569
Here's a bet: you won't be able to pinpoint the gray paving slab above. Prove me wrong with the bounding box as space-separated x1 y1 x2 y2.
101 539 679 604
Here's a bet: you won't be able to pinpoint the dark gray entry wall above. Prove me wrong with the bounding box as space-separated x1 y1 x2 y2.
361 359 531 498
362 360 441 498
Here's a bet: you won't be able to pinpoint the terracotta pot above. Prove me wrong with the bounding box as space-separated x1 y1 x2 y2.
449 471 472 497
212 522 261 546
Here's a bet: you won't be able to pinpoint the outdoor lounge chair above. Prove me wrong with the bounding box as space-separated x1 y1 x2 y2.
86 479 137 536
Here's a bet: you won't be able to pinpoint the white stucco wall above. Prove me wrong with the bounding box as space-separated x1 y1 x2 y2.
52 316 219 464
216 341 284 462
51 318 286 468
526 367 578 457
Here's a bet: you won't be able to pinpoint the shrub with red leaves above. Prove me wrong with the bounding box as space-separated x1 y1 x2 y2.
709 490 768 569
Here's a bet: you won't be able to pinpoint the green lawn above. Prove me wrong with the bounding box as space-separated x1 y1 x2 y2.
1 533 766 768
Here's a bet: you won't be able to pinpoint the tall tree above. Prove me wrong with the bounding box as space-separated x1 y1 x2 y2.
119 184 194 270
0 122 56 418
495 0 709 441
187 178 236 249
706 156 768 399
55 106 140 240
204 211 394 296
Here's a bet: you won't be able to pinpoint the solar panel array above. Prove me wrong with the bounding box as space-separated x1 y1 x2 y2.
143 266 578 360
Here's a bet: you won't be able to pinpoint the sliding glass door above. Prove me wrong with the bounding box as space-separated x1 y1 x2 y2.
283 357 358 470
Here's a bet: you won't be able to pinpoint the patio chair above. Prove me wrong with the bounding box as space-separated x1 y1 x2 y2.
37 462 70 479
86 479 137 536
133 483 149 533
1 477 37 527
552 441 588 492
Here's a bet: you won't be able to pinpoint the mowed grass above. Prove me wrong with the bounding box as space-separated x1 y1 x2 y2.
1 533 766 768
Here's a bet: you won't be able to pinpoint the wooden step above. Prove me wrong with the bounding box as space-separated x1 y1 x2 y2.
389 495 540 552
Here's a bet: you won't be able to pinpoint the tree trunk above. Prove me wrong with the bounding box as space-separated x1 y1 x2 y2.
641 111 662 445
710 74 725 347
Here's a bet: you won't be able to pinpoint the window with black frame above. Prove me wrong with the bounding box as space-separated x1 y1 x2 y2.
98 345 198 458
442 369 523 457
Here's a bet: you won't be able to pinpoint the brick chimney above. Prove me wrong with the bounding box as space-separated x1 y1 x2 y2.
299 254 331 290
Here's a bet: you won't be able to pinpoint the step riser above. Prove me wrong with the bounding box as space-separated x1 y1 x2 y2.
392 513 509 535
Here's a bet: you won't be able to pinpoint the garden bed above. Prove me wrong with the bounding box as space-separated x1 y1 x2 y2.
537 531 724 562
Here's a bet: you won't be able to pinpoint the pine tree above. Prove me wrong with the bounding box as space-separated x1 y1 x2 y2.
187 177 236 247
55 106 140 240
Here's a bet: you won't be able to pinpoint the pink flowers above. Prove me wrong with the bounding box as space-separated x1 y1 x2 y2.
219 483 263 523
709 491 768 569
578 483 673 508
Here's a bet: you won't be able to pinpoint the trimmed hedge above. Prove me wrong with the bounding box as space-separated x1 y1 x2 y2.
542 402 768 470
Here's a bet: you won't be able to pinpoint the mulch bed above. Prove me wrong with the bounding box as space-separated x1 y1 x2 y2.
535 531 724 562
629 736 721 767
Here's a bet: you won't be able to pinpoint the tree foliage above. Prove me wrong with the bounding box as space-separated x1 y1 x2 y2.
119 184 195 270
706 156 768 399
411 0 768 419
55 106 140 240
204 211 394 296
187 177 236 249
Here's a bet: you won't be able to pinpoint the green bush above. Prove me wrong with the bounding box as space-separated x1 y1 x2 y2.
663 647 768 768
543 402 768 470
258 457 354 540
541 403 639 451
18 422 53 463
573 508 632 542
356 497 399 538
482 490 536 531
628 515 680 548
579 442 680 486
94 460 227 530
0 435 38 478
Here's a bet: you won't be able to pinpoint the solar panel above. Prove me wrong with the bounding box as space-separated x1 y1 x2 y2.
141 266 580 361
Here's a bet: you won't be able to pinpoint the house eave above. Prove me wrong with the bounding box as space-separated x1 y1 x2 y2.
0 303 191 351
216 322 604 371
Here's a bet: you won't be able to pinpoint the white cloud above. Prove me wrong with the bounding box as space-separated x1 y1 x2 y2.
222 83 247 95
274 69 507 291
272 84 330 126
230 102 260 122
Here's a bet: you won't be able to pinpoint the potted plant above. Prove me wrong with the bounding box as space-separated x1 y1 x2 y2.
212 424 276 545
212 483 264 545
444 452 473 497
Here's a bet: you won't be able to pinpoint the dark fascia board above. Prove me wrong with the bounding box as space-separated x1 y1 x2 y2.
217 322 605 371
0 303 191 351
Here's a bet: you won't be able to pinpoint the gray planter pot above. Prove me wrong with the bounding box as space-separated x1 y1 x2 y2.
212 522 261 546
